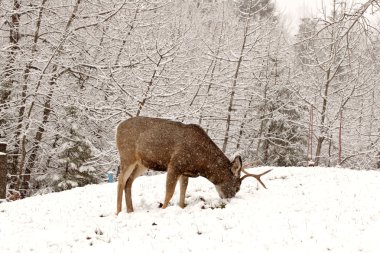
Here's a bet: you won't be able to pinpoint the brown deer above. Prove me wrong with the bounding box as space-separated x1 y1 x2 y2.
116 116 271 214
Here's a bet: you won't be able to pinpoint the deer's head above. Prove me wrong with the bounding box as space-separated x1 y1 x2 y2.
215 156 272 199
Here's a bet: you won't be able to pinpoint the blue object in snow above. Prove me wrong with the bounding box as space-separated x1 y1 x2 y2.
108 171 114 183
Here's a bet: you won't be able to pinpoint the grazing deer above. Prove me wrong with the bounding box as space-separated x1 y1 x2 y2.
116 116 271 214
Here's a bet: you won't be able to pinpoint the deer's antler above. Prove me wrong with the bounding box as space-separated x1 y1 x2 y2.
240 168 272 189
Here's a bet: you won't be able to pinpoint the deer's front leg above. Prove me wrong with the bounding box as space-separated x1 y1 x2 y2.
179 175 188 208
162 168 180 209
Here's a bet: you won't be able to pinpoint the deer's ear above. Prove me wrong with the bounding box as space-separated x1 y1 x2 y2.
231 156 242 177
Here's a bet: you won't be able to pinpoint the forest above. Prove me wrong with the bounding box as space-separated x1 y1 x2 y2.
1 0 379 197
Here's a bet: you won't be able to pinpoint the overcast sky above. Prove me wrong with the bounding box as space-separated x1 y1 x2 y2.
275 0 319 17
274 0 320 33
274 0 379 34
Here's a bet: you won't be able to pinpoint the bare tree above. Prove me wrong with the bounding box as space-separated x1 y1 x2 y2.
295 0 380 167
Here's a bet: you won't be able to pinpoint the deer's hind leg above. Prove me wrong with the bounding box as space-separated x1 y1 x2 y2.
116 161 136 214
124 163 147 213
162 166 180 209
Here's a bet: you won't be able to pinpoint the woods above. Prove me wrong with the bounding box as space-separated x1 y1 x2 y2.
0 0 379 197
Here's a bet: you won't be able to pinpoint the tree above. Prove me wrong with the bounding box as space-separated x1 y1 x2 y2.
295 0 380 167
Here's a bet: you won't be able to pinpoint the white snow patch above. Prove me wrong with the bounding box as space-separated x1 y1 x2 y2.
52 173 61 181
79 165 96 173
0 167 380 252
58 180 79 189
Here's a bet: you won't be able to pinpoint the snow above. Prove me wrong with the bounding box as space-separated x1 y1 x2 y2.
1 167 380 253
58 180 79 189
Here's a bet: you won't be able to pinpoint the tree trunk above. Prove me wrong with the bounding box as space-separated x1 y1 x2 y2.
16 0 82 193
136 55 163 117
191 9 226 131
25 71 59 175
12 0 47 176
0 0 21 137
222 18 249 152
236 95 254 150
0 143 7 199
314 68 331 166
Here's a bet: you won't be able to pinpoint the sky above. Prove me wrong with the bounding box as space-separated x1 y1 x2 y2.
274 0 380 34
275 0 319 18
274 0 320 33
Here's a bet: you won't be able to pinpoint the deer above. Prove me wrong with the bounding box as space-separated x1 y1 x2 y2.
116 116 271 214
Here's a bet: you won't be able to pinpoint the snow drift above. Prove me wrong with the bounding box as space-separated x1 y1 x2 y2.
1 167 380 253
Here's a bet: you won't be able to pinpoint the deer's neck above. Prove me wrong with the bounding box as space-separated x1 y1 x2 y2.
201 158 231 186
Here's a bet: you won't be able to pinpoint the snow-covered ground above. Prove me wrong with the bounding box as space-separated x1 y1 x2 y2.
1 167 380 253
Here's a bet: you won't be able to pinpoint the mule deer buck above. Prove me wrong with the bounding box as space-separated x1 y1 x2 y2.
116 116 271 214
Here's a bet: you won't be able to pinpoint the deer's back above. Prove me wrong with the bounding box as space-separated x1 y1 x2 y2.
116 117 204 169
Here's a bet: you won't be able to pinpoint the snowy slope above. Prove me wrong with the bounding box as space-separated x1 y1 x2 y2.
1 167 380 253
